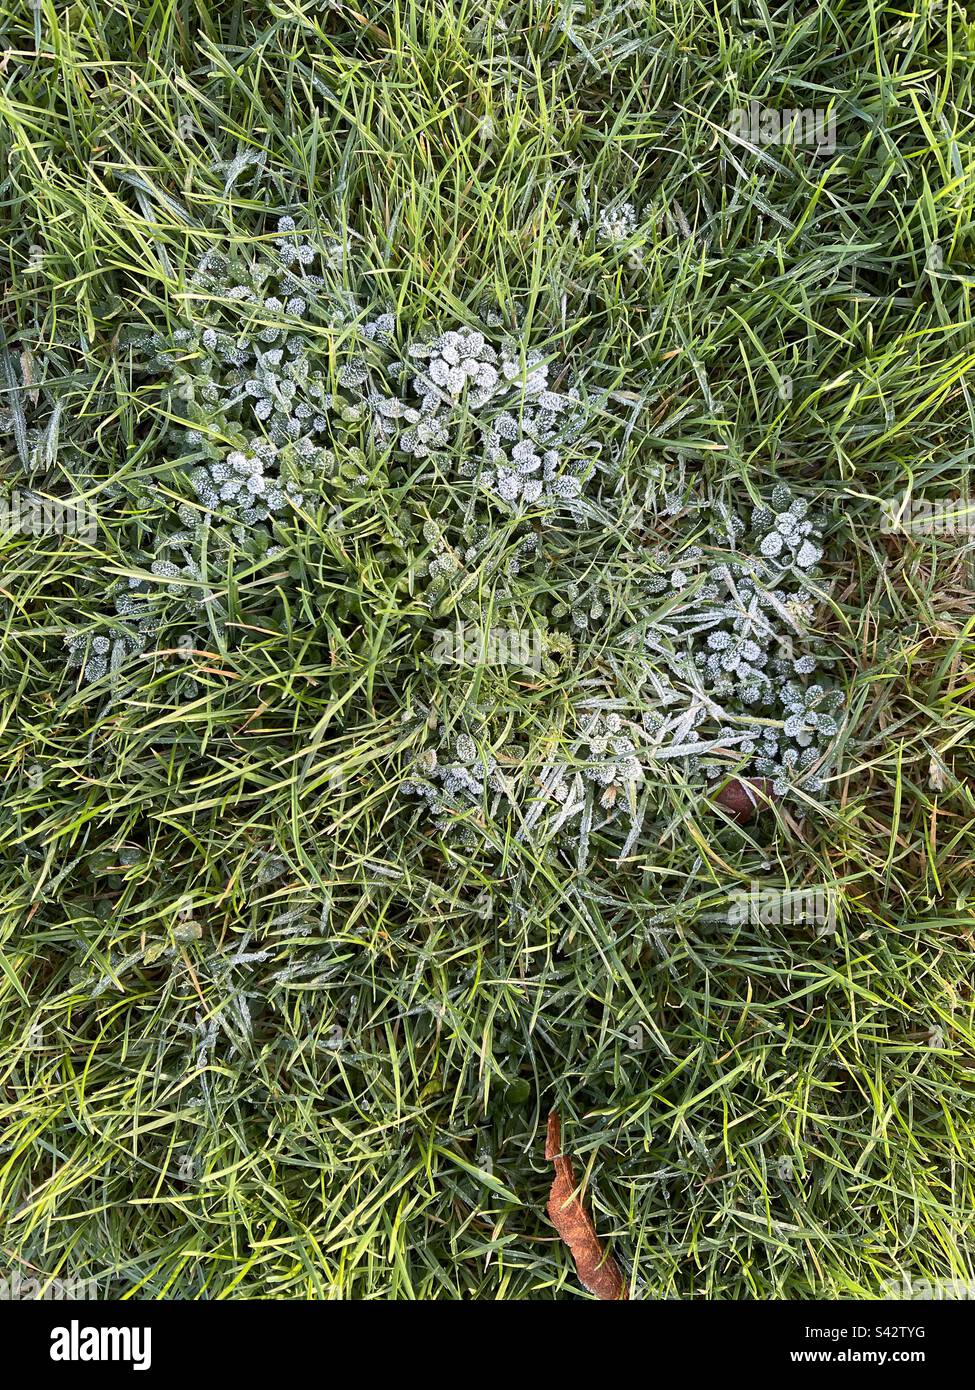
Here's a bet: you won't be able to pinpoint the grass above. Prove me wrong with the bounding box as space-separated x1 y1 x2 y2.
1 0 975 1301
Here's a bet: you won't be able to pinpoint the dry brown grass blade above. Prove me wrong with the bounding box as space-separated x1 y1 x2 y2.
545 1111 627 1300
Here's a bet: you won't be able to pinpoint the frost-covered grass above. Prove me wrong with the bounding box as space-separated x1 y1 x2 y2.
2 1 975 1301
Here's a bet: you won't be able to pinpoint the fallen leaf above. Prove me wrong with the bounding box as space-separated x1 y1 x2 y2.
545 1111 627 1300
714 777 775 823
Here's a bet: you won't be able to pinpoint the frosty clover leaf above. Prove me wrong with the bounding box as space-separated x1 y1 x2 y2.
597 201 638 245
151 217 606 544
634 483 844 804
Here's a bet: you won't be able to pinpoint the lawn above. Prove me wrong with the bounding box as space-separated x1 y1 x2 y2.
1 0 974 1301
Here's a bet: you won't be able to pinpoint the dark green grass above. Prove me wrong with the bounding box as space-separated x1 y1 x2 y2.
1 0 975 1299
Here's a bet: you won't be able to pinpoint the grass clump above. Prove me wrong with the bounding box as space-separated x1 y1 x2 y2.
0 0 974 1302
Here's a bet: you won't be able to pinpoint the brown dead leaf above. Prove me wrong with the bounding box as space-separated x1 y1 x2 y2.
713 777 775 823
545 1111 627 1300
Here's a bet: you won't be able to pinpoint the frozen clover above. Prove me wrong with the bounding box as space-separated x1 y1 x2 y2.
638 481 845 804
757 744 826 798
553 579 606 633
578 712 644 807
781 682 843 749
754 489 823 570
408 329 500 409
400 732 512 845
65 613 154 687
150 216 357 527
190 439 308 523
597 202 638 245
324 314 599 515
